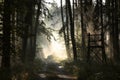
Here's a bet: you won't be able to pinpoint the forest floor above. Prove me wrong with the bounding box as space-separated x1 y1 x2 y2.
33 73 77 80
1 60 120 80
31 62 78 80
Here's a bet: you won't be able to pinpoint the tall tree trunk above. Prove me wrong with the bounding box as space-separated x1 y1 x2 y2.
33 0 41 60
100 0 107 63
22 0 35 63
11 6 16 62
22 12 29 63
106 0 114 62
113 0 120 62
65 0 71 59
25 0 34 63
67 0 77 61
2 0 11 70
61 0 70 59
1 0 11 79
80 0 86 60
109 0 119 63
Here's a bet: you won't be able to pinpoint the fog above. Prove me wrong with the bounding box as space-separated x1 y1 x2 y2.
36 0 67 63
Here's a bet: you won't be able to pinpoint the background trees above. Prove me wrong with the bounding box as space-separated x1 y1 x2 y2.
0 0 53 79
0 0 120 79
60 0 120 63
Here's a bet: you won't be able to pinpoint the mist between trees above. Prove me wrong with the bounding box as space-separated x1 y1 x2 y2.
0 0 120 80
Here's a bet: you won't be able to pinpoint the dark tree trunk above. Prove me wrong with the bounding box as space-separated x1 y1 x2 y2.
61 0 69 59
22 13 29 63
111 0 115 63
106 0 114 62
100 0 107 63
11 3 16 62
67 0 77 61
80 0 86 60
113 0 120 62
65 0 71 59
33 0 41 60
107 0 120 63
25 0 35 62
22 0 35 63
2 0 11 70
1 0 12 79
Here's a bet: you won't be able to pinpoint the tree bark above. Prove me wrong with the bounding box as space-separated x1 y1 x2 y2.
33 0 42 61
113 0 120 62
67 0 77 61
100 0 107 63
2 0 11 70
1 0 12 79
80 0 86 60
65 0 71 59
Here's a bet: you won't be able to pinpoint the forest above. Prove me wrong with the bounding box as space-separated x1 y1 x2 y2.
0 0 120 80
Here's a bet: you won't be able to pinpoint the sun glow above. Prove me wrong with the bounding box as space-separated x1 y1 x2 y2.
43 32 67 62
51 35 67 59
37 0 68 62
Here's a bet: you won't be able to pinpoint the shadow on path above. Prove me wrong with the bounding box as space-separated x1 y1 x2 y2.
32 62 77 80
